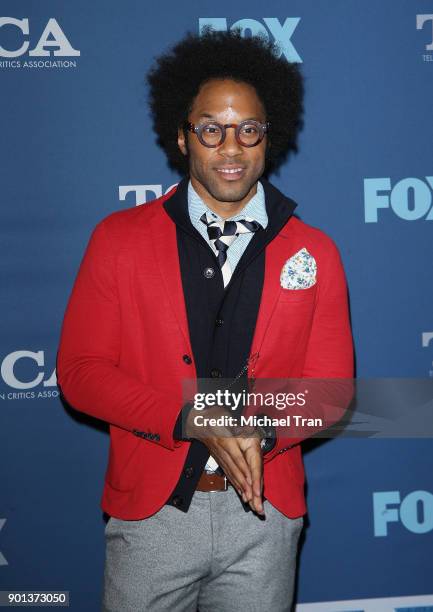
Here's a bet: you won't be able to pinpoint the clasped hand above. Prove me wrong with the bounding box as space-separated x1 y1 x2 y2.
185 405 265 515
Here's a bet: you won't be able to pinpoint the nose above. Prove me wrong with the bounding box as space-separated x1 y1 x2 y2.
218 126 243 158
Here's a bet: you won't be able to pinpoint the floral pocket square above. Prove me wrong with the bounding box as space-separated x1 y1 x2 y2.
280 247 317 290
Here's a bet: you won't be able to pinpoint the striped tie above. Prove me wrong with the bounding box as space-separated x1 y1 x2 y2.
200 212 262 288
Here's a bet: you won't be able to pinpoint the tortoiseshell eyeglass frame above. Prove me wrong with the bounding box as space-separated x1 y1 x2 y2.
185 120 270 148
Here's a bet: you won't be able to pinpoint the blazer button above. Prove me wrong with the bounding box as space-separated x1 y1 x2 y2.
203 267 215 279
215 318 224 326
183 354 192 364
210 368 222 378
172 495 184 508
184 467 194 478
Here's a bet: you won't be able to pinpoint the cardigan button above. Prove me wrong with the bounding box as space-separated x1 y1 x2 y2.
171 495 184 508
215 318 224 326
182 354 192 364
184 467 194 478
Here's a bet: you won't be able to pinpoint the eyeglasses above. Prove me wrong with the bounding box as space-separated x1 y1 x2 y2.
185 120 270 148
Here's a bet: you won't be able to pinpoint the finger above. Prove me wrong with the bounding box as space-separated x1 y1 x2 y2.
244 442 262 496
250 474 265 515
218 446 253 500
245 444 264 514
205 438 253 498
222 454 253 501
219 439 254 489
216 457 248 502
206 437 252 486
207 444 245 492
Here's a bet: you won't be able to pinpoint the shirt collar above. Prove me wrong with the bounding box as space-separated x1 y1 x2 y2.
188 180 268 231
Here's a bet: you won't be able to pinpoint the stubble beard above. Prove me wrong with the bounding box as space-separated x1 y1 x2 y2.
191 163 261 205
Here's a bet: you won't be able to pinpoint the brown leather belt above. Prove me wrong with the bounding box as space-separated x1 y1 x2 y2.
196 471 230 492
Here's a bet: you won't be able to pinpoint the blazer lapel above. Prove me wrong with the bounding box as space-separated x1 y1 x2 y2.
247 179 298 373
249 233 289 363
149 188 192 352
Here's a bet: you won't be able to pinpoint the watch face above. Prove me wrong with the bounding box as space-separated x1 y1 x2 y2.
260 433 277 454
260 437 272 453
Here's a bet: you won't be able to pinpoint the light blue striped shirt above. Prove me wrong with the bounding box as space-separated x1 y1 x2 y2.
187 180 268 272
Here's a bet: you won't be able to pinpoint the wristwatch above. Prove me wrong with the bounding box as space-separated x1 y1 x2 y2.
255 413 277 454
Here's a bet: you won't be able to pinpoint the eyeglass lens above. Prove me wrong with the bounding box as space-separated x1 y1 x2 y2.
199 122 263 146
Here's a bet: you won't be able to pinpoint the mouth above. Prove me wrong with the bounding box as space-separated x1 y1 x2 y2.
215 166 246 181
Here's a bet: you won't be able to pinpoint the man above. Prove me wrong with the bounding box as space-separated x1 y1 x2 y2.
57 30 353 611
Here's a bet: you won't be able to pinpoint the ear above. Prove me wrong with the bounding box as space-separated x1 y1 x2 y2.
177 126 188 156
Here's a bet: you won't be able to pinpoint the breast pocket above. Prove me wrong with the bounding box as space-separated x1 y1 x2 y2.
261 285 317 374
278 284 317 303
274 284 317 340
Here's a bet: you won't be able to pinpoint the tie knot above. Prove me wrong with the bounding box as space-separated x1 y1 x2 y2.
200 212 261 242
199 211 261 289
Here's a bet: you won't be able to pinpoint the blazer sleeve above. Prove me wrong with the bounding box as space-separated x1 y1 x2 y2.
56 218 184 451
263 235 354 463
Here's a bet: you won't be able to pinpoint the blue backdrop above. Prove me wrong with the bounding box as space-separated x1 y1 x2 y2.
1 1 432 610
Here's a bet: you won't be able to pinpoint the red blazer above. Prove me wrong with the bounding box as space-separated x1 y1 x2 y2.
57 186 354 520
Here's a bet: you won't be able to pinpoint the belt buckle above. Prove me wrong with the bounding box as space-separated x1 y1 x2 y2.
206 473 228 492
211 475 227 492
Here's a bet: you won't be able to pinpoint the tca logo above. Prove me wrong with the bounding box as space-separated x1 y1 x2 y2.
373 490 433 536
422 332 433 377
0 17 80 58
199 18 301 63
364 177 433 223
416 14 433 51
1 350 56 390
0 519 7 566
119 184 178 206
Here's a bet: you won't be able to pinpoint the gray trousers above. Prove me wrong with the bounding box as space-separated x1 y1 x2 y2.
102 486 304 612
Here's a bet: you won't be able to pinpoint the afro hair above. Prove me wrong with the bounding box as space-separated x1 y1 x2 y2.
147 28 304 175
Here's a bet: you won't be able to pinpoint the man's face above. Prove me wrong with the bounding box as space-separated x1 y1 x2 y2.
177 79 268 209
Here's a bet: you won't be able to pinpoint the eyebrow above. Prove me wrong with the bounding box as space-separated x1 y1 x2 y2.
197 113 264 122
